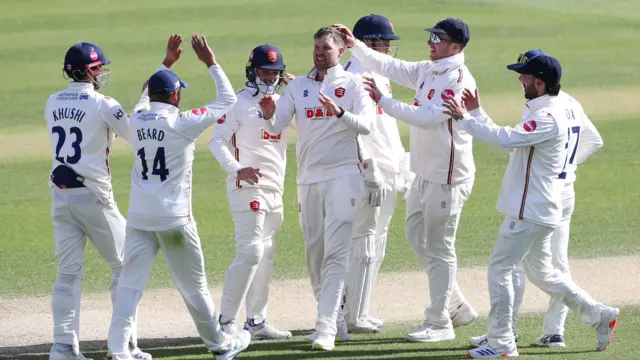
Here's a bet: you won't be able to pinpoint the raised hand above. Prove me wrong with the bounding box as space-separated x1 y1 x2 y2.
318 92 341 116
258 96 276 120
191 34 217 68
162 33 183 69
442 94 467 120
237 167 262 185
462 88 481 112
332 24 356 48
363 76 382 103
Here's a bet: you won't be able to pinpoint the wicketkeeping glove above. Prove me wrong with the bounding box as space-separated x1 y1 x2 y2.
362 158 385 207
396 152 416 202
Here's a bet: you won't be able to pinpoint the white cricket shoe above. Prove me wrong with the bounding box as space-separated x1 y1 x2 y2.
467 343 519 358
212 330 251 360
107 344 152 360
347 319 379 334
596 306 620 352
311 333 335 351
450 302 478 328
365 315 384 328
471 333 518 347
49 344 93 360
406 322 455 342
336 313 352 341
535 334 565 348
244 319 292 340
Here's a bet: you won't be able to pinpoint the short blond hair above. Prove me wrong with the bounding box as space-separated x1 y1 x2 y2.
314 26 346 48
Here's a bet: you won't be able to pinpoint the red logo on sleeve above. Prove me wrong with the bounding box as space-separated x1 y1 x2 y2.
217 114 226 124
250 200 260 212
427 89 435 100
334 87 346 98
523 120 537 132
441 89 455 101
413 99 421 107
191 107 206 115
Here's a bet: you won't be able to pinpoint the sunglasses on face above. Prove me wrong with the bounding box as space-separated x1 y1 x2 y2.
430 32 459 44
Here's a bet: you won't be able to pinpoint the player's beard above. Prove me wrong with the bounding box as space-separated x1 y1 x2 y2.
523 82 538 100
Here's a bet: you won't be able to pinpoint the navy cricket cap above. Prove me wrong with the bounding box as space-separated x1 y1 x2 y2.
148 70 188 94
353 14 400 41
64 42 110 73
425 18 470 45
507 54 562 86
247 44 286 71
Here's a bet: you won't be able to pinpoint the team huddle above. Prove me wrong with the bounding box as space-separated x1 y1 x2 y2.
44 14 619 360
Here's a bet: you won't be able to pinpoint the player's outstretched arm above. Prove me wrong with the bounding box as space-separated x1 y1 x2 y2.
444 89 559 149
132 34 184 115
176 34 237 140
333 24 425 90
365 75 461 130
99 96 131 143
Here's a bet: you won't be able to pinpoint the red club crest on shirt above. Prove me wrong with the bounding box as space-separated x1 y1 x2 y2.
441 89 455 101
250 200 260 212
523 120 537 132
217 114 226 124
335 87 346 98
89 51 98 61
266 50 278 62
427 89 435 100
191 107 206 115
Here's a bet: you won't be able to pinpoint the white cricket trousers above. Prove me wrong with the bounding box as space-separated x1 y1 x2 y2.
298 174 364 336
220 188 284 324
108 222 226 359
487 216 603 348
405 176 473 328
512 185 576 336
346 172 398 325
50 187 139 354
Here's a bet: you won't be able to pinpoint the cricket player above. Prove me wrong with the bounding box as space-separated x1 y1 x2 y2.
341 14 413 334
471 49 604 350
107 34 250 360
45 42 150 360
334 18 479 343
208 44 292 340
258 26 378 351
442 54 619 358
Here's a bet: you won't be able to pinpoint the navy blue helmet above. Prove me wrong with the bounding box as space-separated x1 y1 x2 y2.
353 14 400 41
245 44 286 95
63 42 111 88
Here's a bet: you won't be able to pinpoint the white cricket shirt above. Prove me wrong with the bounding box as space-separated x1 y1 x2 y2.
209 85 288 194
460 94 570 228
44 82 131 199
265 64 377 185
554 91 603 185
343 56 405 177
126 65 237 231
349 40 477 185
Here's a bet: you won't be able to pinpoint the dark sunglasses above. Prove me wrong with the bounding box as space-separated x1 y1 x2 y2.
430 32 460 44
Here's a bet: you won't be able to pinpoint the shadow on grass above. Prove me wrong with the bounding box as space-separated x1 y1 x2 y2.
0 333 600 360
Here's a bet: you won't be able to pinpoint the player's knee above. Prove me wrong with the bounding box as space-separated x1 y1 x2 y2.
57 261 84 278
236 242 265 266
262 236 274 261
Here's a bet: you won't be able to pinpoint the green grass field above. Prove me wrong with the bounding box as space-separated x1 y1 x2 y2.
1 0 639 358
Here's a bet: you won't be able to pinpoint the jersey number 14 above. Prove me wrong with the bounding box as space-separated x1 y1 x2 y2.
137 147 169 182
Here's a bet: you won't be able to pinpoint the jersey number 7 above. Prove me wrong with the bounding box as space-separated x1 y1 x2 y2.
137 147 169 182
559 125 580 179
